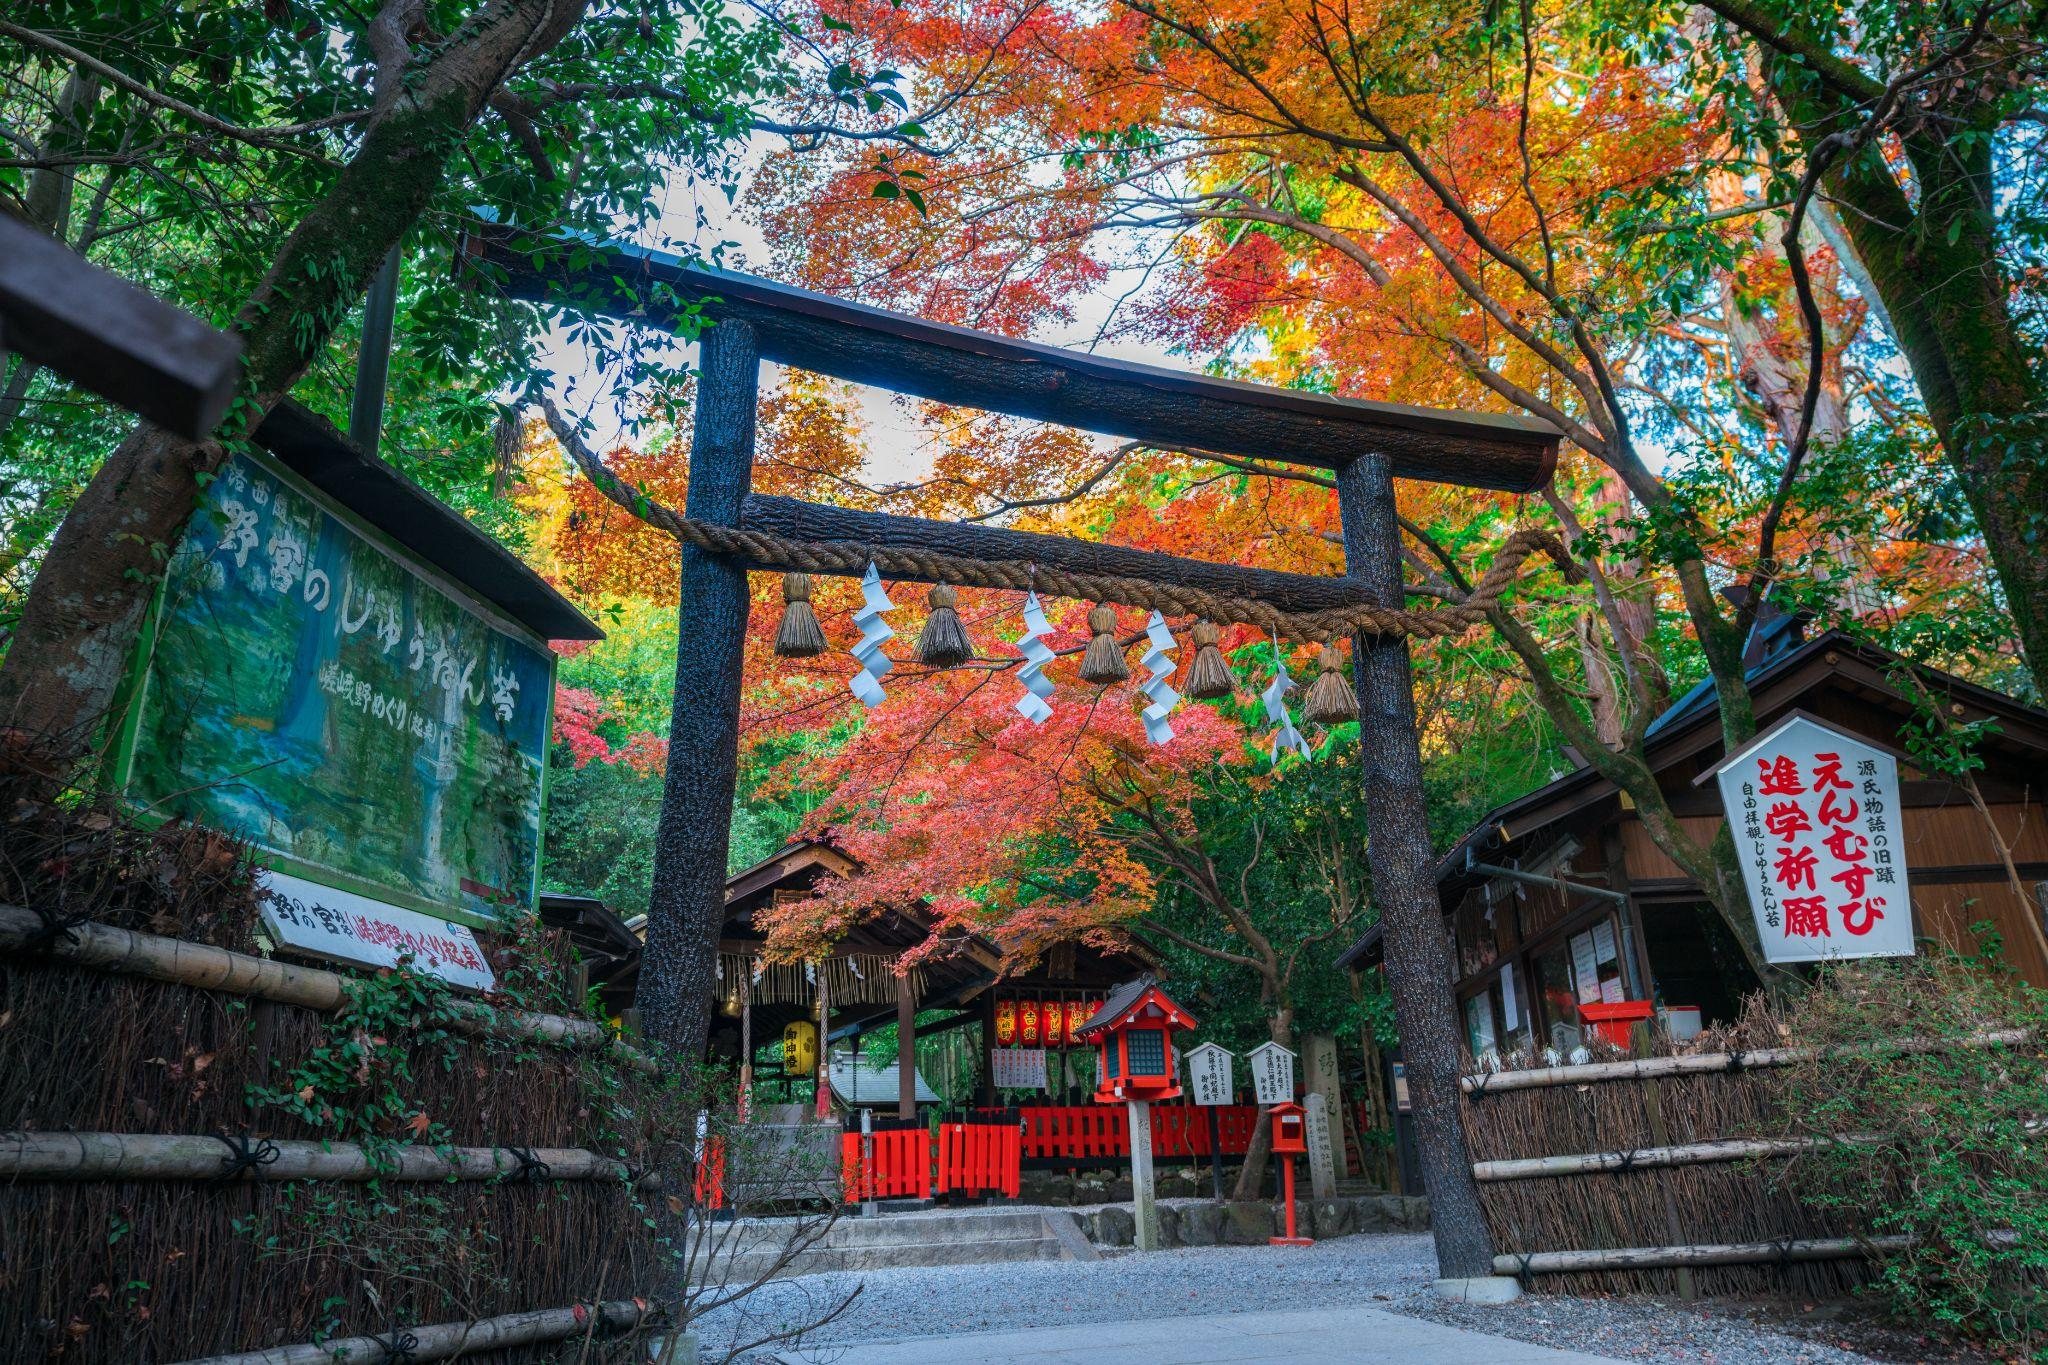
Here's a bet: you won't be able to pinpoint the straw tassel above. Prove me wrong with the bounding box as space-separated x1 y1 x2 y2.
774 573 827 658
1078 604 1130 684
916 585 973 668
1303 643 1358 725
1183 620 1236 701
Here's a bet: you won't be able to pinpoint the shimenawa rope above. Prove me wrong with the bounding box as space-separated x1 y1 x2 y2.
665 517 1577 643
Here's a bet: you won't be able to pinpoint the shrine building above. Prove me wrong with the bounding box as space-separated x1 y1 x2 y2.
1338 615 2048 1066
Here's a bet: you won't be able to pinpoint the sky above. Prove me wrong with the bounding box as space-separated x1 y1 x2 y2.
534 142 1186 489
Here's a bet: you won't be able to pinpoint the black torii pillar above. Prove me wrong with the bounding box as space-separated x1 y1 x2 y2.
639 319 759 1066
1336 450 1494 1281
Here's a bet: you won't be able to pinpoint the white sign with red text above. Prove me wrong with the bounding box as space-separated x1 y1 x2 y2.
259 869 496 991
1714 715 1914 965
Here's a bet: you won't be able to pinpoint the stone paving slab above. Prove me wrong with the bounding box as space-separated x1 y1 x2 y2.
776 1304 1626 1364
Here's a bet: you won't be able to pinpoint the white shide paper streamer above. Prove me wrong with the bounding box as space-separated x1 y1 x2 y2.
1013 590 1056 725
1138 611 1180 745
848 562 896 708
1261 638 1312 762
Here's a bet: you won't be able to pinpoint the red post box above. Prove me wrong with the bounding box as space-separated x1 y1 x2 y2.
1269 1101 1307 1155
1266 1101 1313 1246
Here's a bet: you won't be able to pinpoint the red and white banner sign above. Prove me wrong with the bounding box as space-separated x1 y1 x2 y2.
259 869 496 991
1714 715 1914 965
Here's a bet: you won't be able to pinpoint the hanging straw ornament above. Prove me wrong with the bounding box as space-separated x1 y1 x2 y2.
1137 611 1181 745
1183 620 1236 701
1303 643 1359 726
847 562 896 708
916 585 974 668
1012 590 1056 724
774 573 828 658
1260 638 1312 763
1078 604 1130 684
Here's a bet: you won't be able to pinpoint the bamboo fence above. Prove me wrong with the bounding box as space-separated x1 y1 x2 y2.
1 914 663 1362
1448 1007 1998 1300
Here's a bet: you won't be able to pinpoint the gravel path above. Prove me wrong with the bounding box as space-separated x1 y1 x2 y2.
693 1232 1901 1363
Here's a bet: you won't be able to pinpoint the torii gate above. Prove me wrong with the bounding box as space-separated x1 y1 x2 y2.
465 224 1559 1283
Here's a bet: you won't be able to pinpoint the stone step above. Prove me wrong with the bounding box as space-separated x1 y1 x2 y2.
714 1231 1067 1282
820 1209 1050 1249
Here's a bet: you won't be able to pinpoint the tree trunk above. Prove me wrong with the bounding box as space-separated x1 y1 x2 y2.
1764 67 2048 697
1229 1006 1293 1201
0 0 590 753
1336 451 1497 1282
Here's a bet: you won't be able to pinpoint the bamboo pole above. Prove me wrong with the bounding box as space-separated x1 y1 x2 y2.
1471 1134 1871 1182
1494 1235 1912 1276
175 1298 652 1364
0 1132 658 1186
1460 1028 2033 1094
1474 1119 2045 1181
0 906 657 1073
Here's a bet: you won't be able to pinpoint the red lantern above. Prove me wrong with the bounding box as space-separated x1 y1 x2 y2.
1071 982 1197 1104
994 999 1017 1046
1042 1000 1064 1048
1070 1000 1097 1047
1019 999 1041 1046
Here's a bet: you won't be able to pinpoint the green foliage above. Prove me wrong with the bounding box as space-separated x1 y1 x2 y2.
0 0 800 625
1135 745 1379 1050
1770 953 2048 1352
541 750 665 913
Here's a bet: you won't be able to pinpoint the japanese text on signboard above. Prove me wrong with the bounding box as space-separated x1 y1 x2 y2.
125 454 552 923
1716 717 1914 964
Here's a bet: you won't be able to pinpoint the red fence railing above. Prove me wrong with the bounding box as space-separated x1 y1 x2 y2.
994 1104 1261 1162
840 1126 933 1203
935 1117 1021 1199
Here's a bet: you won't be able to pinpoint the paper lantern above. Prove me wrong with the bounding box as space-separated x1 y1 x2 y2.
994 999 1017 1046
1019 999 1041 1046
1070 1000 1098 1047
782 1020 817 1075
1042 1000 1064 1049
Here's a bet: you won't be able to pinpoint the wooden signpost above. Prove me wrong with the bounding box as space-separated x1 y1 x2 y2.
1248 1040 1297 1106
1185 1041 1235 1201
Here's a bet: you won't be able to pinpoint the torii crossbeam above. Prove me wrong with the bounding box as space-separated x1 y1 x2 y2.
465 221 1561 1282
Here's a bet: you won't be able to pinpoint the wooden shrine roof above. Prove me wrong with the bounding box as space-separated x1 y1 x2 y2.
1335 628 2048 971
253 400 602 642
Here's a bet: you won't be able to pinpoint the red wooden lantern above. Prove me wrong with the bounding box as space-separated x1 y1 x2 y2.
1019 999 1041 1046
1071 1001 1097 1047
994 999 1017 1046
1071 977 1199 1104
1040 1000 1062 1048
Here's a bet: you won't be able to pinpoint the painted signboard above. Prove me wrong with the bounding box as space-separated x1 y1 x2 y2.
1714 714 1915 965
992 1048 1049 1090
260 869 495 991
1185 1042 1235 1106
117 452 553 928
1248 1040 1296 1106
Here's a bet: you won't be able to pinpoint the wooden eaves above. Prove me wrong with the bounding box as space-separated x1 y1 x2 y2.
458 222 1561 494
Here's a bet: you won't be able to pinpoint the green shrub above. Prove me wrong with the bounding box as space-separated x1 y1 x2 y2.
1770 952 2048 1354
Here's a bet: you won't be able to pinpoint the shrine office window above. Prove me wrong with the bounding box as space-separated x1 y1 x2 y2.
1126 1029 1167 1076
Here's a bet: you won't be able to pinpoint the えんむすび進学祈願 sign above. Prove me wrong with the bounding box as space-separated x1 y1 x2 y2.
1714 715 1914 965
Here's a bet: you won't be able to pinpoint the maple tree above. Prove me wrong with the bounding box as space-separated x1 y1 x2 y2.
735 0 2034 989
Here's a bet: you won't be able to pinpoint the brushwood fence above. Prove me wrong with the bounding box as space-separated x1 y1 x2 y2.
0 902 667 1363
1450 1016 2031 1300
